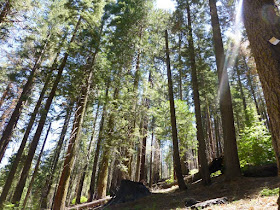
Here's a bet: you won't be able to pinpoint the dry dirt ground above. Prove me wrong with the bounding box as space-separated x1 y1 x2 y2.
104 175 279 210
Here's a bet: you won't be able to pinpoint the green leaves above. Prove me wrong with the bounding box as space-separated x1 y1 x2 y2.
238 120 275 168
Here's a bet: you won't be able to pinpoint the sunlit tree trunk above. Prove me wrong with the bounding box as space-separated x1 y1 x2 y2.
209 0 241 180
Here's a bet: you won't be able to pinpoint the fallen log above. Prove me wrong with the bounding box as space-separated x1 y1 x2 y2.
185 197 228 209
243 163 277 177
66 196 111 210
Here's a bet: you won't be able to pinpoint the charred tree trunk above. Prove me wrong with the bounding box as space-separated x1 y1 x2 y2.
209 0 241 180
186 1 211 185
165 30 187 190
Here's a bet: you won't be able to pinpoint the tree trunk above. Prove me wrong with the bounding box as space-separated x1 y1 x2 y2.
0 34 50 155
22 123 51 209
213 114 221 157
149 122 154 188
53 68 92 210
209 0 241 180
40 102 73 209
0 86 22 162
139 108 148 182
236 62 249 123
153 139 160 183
186 1 211 185
95 88 119 199
88 82 109 202
11 18 80 205
0 0 11 24
0 61 57 207
0 82 12 109
206 103 215 160
165 30 187 190
0 86 21 135
76 102 100 204
245 62 261 117
243 0 280 174
178 32 183 101
135 119 143 182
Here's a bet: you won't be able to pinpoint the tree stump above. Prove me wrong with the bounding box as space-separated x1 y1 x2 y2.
108 180 151 205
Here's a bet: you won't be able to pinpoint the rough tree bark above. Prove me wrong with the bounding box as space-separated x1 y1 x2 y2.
209 0 241 180
53 66 93 209
243 0 280 202
165 29 187 190
186 0 211 185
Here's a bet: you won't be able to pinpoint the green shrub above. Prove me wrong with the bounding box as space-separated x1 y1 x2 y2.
71 196 88 205
210 170 222 178
238 120 275 168
260 187 279 196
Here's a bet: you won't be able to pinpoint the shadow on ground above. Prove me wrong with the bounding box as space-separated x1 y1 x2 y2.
104 175 279 210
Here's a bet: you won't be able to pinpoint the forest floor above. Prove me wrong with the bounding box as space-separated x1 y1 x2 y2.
104 175 279 210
